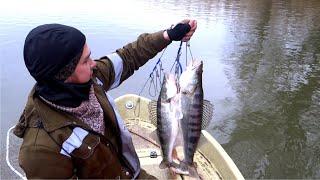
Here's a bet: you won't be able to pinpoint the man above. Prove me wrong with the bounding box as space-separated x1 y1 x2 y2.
14 19 197 179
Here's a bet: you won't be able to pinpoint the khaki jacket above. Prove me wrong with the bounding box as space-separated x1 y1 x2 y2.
14 31 170 179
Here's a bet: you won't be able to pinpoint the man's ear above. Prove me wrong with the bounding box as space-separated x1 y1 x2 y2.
65 73 75 83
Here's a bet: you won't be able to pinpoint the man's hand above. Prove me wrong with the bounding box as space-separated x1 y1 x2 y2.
163 19 197 42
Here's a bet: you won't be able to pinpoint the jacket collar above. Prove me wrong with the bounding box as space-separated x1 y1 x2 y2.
29 78 119 133
30 86 91 132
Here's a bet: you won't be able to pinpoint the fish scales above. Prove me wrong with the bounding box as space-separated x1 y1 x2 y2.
181 87 203 163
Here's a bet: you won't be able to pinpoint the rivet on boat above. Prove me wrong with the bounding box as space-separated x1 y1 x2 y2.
125 101 134 109
150 151 157 158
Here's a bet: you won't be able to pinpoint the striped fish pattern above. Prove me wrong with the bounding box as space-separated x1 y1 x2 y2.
156 60 203 178
177 60 203 177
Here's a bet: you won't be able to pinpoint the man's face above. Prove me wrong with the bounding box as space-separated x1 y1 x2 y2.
65 43 96 83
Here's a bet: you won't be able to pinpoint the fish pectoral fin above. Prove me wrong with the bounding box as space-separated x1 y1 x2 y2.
172 148 182 162
175 109 183 120
181 86 197 96
190 86 197 94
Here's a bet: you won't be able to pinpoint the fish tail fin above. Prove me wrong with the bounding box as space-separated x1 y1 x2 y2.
172 147 181 162
173 161 200 178
169 161 180 170
172 161 189 175
160 160 181 170
159 160 170 169
188 165 200 179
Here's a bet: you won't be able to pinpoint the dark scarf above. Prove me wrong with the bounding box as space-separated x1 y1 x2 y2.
35 78 92 107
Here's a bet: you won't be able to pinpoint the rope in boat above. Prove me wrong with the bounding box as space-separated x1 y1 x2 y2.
128 129 160 148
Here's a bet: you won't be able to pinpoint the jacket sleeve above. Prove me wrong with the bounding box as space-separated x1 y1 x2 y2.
19 146 74 179
93 30 171 91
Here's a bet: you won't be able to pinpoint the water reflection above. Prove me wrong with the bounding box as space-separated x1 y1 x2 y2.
219 0 320 178
1 0 319 178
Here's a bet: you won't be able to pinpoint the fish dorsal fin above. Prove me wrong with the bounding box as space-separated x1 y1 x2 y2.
148 99 214 130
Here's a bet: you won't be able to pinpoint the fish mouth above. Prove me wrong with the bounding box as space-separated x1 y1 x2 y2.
190 60 203 70
164 73 177 84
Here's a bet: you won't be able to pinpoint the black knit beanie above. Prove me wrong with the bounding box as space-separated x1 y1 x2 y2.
23 24 91 108
24 23 86 82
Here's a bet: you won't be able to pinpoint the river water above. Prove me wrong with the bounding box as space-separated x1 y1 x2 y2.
1 0 319 178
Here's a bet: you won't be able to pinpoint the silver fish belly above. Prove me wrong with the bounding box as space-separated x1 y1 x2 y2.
157 73 181 169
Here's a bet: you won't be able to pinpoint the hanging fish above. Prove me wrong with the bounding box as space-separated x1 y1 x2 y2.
156 73 182 169
151 60 211 178
177 60 204 178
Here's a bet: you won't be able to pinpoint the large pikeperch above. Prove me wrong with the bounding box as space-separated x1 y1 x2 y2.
157 73 182 169
178 60 203 177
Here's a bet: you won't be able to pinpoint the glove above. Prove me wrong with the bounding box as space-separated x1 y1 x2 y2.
167 23 191 41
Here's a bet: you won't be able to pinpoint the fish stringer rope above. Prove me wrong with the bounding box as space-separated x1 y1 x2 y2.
135 47 167 117
185 41 194 66
138 47 167 97
170 41 184 79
